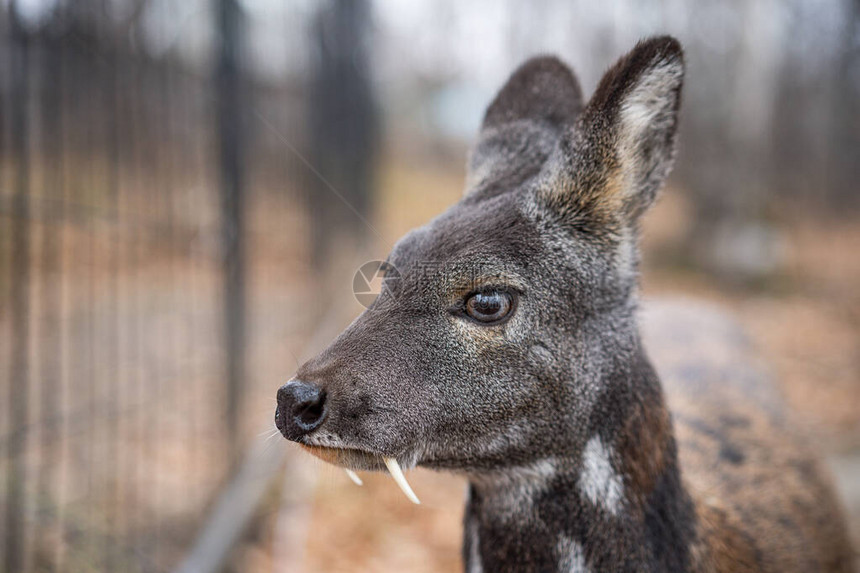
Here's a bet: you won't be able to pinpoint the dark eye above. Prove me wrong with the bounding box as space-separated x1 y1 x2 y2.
464 291 514 324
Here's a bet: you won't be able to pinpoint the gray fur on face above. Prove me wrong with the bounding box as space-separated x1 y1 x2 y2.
296 38 684 477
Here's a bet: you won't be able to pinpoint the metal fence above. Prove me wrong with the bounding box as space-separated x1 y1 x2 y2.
0 4 335 571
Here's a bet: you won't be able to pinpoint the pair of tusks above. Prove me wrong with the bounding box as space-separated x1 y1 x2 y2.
343 458 421 505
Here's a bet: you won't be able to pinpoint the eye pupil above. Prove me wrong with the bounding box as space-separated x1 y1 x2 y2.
465 291 513 323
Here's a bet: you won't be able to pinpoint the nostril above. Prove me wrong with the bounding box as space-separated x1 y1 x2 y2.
276 381 327 440
292 388 326 430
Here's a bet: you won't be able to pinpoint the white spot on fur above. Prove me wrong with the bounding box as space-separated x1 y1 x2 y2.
472 457 559 488
579 436 624 515
557 537 589 572
470 458 559 522
467 514 483 573
509 458 558 482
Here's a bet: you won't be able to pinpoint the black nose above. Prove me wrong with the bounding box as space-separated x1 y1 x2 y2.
275 381 327 440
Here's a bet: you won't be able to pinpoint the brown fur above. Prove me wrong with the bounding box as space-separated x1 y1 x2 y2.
616 386 673 509
642 300 855 572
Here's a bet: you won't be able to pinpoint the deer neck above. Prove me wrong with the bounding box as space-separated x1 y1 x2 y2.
463 346 700 573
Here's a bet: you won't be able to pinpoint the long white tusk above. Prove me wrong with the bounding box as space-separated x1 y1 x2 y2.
344 469 363 486
383 457 420 505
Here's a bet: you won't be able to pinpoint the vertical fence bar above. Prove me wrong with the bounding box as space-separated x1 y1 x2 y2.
104 12 121 569
216 0 247 463
37 19 65 573
3 3 30 571
126 39 145 573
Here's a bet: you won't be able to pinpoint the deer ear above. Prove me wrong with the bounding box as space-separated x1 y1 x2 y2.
466 56 583 197
482 56 583 129
544 37 684 227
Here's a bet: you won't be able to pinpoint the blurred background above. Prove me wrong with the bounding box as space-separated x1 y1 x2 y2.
0 0 858 571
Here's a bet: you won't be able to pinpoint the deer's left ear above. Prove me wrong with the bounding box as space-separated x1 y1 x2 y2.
544 36 684 227
466 56 583 197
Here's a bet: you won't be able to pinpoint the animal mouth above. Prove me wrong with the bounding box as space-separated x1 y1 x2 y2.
298 444 421 504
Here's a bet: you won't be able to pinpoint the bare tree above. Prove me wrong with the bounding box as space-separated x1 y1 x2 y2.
307 0 379 269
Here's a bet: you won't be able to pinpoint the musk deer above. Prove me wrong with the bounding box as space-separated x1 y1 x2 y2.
276 37 855 572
